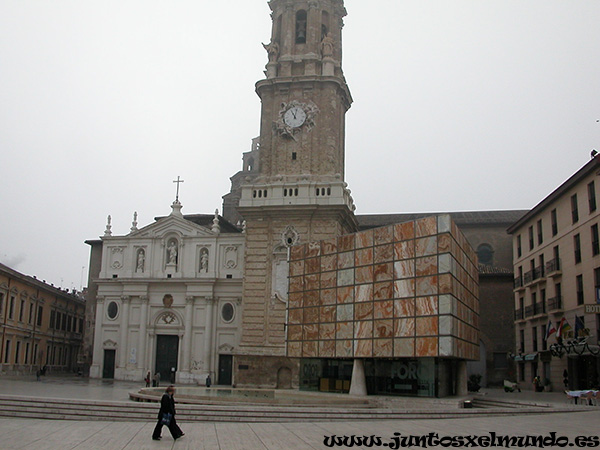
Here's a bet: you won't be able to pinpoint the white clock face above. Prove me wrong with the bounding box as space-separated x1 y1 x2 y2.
283 106 307 128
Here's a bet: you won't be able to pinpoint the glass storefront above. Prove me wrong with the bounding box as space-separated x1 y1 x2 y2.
300 358 458 397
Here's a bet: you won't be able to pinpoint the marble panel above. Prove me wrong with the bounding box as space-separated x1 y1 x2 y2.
287 341 302 358
337 268 355 286
304 290 319 307
355 248 374 266
415 237 437 257
394 298 415 317
416 216 437 237
355 284 373 302
303 324 319 340
394 221 415 241
439 336 454 357
336 304 354 322
394 338 415 357
394 241 415 260
288 292 302 308
320 305 336 323
321 270 337 289
288 308 303 324
302 341 318 358
320 288 336 305
416 316 438 336
416 276 438 296
336 321 354 340
438 253 451 274
416 256 437 277
374 281 394 301
338 251 355 269
374 244 394 263
394 318 415 337
416 337 438 357
321 255 337 272
374 225 394 245
303 307 319 324
319 323 336 340
374 319 394 338
337 286 354 304
356 229 374 248
289 276 304 293
437 273 452 295
354 301 373 321
437 215 451 233
305 274 320 291
288 324 302 341
374 262 393 282
321 238 338 255
319 340 336 358
290 244 305 260
416 296 438 316
394 279 415 298
354 320 373 339
438 233 452 253
394 260 415 279
290 260 304 277
336 340 353 358
374 300 394 319
306 241 321 258
373 339 393 357
355 266 374 284
305 257 320 274
355 339 373 358
337 234 355 252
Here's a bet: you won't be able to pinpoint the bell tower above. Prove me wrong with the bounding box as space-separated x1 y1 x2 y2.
235 0 357 387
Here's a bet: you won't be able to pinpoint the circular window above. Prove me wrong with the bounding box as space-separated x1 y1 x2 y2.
106 301 119 320
221 302 235 323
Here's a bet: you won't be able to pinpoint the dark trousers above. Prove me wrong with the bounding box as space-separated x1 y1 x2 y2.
152 416 183 439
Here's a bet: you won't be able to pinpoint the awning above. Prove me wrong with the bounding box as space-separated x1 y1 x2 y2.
513 353 538 362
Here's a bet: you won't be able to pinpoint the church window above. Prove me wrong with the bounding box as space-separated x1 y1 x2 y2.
476 244 494 266
327 187 331 196
321 11 330 41
264 190 268 198
221 302 235 323
292 152 297 160
107 301 119 320
295 10 307 44
294 188 298 196
247 157 254 172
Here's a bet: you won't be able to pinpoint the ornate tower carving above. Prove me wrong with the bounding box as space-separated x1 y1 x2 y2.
235 0 357 385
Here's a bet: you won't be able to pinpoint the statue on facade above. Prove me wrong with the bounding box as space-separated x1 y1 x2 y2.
136 249 145 272
263 41 280 62
167 240 178 264
200 248 209 273
321 33 334 58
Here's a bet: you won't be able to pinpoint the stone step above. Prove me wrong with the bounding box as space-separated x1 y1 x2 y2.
0 395 579 423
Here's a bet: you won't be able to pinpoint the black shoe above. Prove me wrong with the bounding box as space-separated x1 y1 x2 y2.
152 437 161 440
175 434 185 440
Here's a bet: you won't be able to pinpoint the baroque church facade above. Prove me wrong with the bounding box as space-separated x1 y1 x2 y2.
84 0 525 393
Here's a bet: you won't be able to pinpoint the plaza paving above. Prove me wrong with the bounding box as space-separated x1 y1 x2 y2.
0 375 597 449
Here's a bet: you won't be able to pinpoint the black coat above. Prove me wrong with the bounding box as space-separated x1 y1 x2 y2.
157 393 176 419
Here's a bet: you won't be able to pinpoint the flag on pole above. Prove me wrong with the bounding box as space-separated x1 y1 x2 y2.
556 317 572 339
575 316 585 338
544 320 556 341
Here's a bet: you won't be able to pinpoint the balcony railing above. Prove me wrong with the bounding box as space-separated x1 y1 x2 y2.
545 258 561 274
548 296 563 311
514 277 524 289
524 271 534 285
525 305 534 318
532 302 546 316
515 308 524 320
534 266 545 279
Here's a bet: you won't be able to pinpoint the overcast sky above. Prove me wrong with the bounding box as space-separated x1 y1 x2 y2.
1 1 599 290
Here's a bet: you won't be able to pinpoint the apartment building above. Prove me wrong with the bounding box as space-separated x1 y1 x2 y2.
508 155 600 390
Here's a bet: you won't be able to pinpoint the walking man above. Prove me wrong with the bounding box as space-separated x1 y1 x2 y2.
152 386 184 441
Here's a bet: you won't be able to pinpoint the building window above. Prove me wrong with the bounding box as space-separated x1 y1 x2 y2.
589 181 597 213
541 324 547 350
8 296 15 319
19 300 24 322
577 275 584 305
553 245 560 270
15 341 20 364
592 224 600 256
532 326 538 352
519 362 525 382
28 302 34 324
517 235 522 258
0 293 3 316
541 288 546 314
37 306 43 327
50 310 56 329
4 340 10 363
520 329 525 353
551 208 558 236
107 301 119 320
528 226 534 250
572 194 579 224
539 254 545 278
574 234 582 264
24 342 30 364
295 10 307 44
33 344 38 365
476 244 494 266
532 292 538 315
221 302 235 323
79 318 83 333
537 219 543 245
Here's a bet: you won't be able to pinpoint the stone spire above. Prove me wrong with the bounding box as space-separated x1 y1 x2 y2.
212 209 221 234
130 211 138 232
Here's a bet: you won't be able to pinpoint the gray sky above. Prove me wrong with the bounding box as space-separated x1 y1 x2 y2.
1 1 599 290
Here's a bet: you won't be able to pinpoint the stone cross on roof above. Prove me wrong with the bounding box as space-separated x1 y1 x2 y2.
173 176 184 202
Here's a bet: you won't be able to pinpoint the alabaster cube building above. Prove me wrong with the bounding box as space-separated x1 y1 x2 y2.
286 215 479 397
